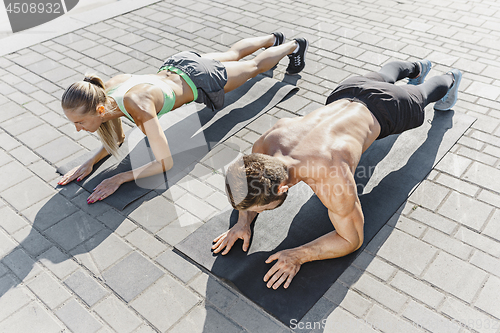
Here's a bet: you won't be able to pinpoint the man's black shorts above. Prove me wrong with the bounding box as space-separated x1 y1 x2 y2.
326 73 426 139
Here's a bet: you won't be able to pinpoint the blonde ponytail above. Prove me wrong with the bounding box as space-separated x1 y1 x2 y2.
62 73 123 158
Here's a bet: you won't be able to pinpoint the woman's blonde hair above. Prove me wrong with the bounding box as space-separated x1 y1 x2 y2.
61 74 122 158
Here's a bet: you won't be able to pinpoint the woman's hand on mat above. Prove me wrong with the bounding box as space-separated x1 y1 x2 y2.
212 223 252 255
264 250 302 289
86 175 123 204
58 161 93 186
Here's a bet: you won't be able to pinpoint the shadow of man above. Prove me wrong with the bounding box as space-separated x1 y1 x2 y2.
200 110 454 330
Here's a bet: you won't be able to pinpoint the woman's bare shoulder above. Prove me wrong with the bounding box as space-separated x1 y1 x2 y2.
105 74 131 90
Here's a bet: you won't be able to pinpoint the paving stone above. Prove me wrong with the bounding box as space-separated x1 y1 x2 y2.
96 209 135 233
125 228 166 258
37 246 79 280
3 247 44 282
377 229 437 275
12 225 52 257
471 276 500 321
423 251 487 302
435 153 472 177
353 252 396 281
94 295 142 333
21 193 79 231
438 191 493 231
0 206 29 234
482 209 500 240
366 304 422 333
44 210 104 251
463 162 500 194
403 300 460 333
178 174 215 199
35 136 83 164
0 150 13 167
64 269 109 307
155 213 203 246
156 249 200 283
409 207 458 235
455 226 500 257
0 274 34 322
422 228 473 260
393 215 426 238
102 251 164 302
470 250 500 277
323 307 378 333
176 193 217 221
26 272 72 309
71 191 112 217
169 304 241 333
435 173 479 197
352 274 407 313
0 301 63 333
55 298 103 333
130 275 200 332
128 196 181 233
441 297 498 333
0 132 21 151
0 161 33 192
390 270 445 308
1 176 55 211
9 145 39 165
71 229 133 275
337 288 373 318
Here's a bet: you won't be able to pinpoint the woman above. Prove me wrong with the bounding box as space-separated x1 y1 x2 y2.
58 33 308 204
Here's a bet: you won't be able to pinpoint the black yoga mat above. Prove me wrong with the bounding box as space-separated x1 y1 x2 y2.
57 75 298 210
175 109 475 324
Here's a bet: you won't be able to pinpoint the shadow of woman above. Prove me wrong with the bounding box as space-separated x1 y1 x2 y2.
201 110 454 330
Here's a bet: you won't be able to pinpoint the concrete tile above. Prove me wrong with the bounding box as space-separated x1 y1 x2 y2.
128 196 181 233
21 193 79 231
35 136 83 164
96 210 136 234
37 246 79 280
470 250 500 277
352 274 407 313
71 230 133 275
178 174 215 199
366 304 422 333
409 207 458 235
483 209 500 240
64 269 109 307
155 250 200 283
44 210 104 251
205 191 232 211
12 226 52 257
403 300 460 333
0 301 63 333
463 162 500 194
102 252 164 302
3 246 44 282
17 124 62 150
1 113 44 136
28 159 59 182
9 145 39 165
227 297 285 333
176 193 217 221
0 275 34 322
169 304 241 333
435 173 479 197
132 324 157 333
0 161 33 192
94 295 142 333
27 272 72 309
423 251 487 302
441 297 498 333
55 298 103 333
390 270 445 308
435 153 472 178
422 228 473 260
130 275 200 332
71 191 112 217
377 229 437 275
1 176 55 211
393 215 426 238
455 226 500 257
125 228 166 259
0 206 29 234
438 191 493 231
155 213 203 246
0 150 13 167
0 132 21 151
322 307 378 333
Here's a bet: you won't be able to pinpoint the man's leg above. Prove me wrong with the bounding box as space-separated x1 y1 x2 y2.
371 60 421 83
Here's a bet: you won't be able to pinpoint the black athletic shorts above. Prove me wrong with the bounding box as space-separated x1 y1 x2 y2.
326 73 426 139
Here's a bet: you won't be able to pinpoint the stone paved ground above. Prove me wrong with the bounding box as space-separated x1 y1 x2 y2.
1 0 500 332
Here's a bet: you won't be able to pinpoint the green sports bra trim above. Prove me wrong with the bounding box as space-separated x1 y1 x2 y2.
158 65 198 102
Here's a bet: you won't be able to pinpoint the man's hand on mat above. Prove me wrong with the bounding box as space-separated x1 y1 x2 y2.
264 250 302 289
86 176 122 204
212 223 251 255
58 162 93 185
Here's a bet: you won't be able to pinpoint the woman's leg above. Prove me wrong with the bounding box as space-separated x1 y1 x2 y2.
222 41 297 92
202 34 277 62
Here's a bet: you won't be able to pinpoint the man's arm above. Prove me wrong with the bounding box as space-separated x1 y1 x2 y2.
212 210 259 254
264 171 364 289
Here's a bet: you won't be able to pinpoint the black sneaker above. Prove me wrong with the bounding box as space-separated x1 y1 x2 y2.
286 38 308 75
272 32 286 47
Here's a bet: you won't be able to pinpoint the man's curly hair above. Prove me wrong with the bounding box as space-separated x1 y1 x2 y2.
225 153 288 210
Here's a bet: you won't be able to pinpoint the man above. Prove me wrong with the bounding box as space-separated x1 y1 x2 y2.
212 59 462 290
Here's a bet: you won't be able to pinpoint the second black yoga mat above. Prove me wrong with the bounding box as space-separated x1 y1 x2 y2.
175 110 475 324
57 75 298 210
